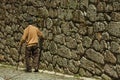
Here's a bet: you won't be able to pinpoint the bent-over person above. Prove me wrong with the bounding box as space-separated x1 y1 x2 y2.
19 23 44 72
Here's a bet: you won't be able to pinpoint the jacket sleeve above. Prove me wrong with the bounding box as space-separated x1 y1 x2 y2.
19 28 28 46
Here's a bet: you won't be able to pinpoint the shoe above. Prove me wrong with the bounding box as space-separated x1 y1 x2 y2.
34 69 39 72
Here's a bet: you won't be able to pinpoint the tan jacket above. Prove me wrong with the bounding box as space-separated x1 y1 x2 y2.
20 25 43 46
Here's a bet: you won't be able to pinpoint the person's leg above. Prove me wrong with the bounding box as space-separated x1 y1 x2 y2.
25 47 32 72
32 47 40 72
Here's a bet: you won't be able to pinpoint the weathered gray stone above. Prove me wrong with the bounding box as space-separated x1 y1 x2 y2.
102 32 110 40
117 55 120 64
111 12 120 21
0 43 4 49
113 2 120 11
57 45 71 59
93 22 106 32
52 55 58 66
105 4 113 12
68 0 77 9
66 37 77 49
80 57 95 73
104 64 118 78
83 36 92 48
48 8 58 18
28 6 38 16
4 46 10 54
54 34 65 45
92 40 101 51
104 50 116 64
61 22 72 35
108 22 120 37
79 68 86 76
86 49 104 64
65 9 73 21
5 26 12 34
47 64 54 71
116 65 120 78
42 40 49 50
55 64 64 73
75 33 82 43
62 58 68 68
100 40 108 50
104 13 111 21
9 48 18 61
58 8 66 20
87 27 93 35
89 0 98 4
60 0 69 9
64 67 73 75
6 37 15 47
0 32 4 38
68 60 79 73
79 0 88 9
56 56 68 68
101 74 112 80
39 62 47 70
52 26 61 35
73 10 85 23
49 41 57 55
42 28 49 38
77 43 85 55
38 7 49 18
71 50 80 60
77 25 87 35
69 21 78 33
46 18 53 29
42 51 53 63
47 33 53 40
110 41 120 54
87 4 97 22
97 13 105 21
97 2 106 12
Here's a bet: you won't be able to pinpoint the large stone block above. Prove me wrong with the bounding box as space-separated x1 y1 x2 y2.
111 12 120 22
82 36 92 48
80 57 95 73
108 22 120 37
104 64 118 78
87 4 97 22
86 49 104 64
110 41 120 54
57 45 71 59
104 50 117 64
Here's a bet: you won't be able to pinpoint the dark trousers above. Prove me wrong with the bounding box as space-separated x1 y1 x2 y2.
25 45 40 71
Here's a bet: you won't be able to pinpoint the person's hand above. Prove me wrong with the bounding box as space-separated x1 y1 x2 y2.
41 37 44 41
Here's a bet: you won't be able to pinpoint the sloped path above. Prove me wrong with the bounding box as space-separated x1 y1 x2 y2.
0 64 100 80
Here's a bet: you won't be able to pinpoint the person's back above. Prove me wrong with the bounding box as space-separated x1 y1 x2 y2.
20 25 43 47
26 25 39 46
19 24 44 72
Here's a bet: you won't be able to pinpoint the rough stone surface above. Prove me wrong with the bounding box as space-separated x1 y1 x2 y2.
0 0 120 79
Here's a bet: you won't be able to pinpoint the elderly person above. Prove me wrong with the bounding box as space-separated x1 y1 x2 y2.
19 18 44 72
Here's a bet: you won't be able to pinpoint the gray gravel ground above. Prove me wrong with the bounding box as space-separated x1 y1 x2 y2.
0 64 100 80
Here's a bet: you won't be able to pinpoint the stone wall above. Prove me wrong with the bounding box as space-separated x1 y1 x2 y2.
0 0 120 79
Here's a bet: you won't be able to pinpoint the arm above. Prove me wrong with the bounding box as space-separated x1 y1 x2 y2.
19 28 28 46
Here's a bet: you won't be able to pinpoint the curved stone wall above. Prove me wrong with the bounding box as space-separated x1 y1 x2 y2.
0 0 120 79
